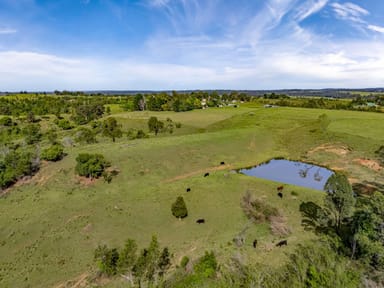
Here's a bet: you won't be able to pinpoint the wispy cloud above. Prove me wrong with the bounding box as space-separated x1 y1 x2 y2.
0 28 17 34
368 24 384 34
295 0 329 22
330 2 369 23
148 0 171 8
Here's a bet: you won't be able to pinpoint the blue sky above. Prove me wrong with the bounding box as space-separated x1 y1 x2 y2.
0 0 383 91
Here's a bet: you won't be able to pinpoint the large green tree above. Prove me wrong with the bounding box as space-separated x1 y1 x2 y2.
102 117 122 142
171 196 188 219
323 173 355 235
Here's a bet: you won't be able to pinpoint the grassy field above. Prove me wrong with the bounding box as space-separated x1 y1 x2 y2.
0 105 383 287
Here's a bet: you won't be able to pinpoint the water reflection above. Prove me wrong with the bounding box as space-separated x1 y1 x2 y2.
239 159 334 191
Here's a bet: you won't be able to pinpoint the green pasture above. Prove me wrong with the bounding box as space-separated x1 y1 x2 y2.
0 106 383 287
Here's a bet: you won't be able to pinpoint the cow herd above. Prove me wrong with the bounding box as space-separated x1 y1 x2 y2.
184 165 288 250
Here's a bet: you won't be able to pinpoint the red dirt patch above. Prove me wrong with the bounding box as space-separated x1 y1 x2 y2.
75 176 97 186
308 143 350 156
353 159 382 172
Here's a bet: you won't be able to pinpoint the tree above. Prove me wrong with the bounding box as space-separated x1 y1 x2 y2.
75 153 110 178
118 238 138 273
148 116 164 135
324 173 355 236
158 247 171 277
102 117 122 142
133 94 146 111
72 103 104 125
94 245 119 276
194 251 218 278
171 196 188 219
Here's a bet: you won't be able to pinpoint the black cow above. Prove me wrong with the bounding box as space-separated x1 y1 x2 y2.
220 161 225 165
277 192 283 198
196 218 205 224
186 188 191 192
253 239 258 248
276 240 287 247
204 173 210 177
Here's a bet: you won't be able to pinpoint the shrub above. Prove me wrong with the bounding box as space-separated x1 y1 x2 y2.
194 251 218 278
55 118 74 130
171 196 188 219
180 256 190 268
241 191 280 223
41 144 65 162
0 116 13 126
75 153 110 178
75 128 97 144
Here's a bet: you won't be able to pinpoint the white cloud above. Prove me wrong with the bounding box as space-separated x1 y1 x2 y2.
331 2 369 23
295 0 329 22
368 25 384 34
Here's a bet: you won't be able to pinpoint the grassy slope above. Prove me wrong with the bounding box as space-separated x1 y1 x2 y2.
0 106 383 287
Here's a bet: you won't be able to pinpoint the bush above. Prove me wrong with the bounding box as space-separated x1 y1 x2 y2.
194 251 218 278
241 191 280 223
75 128 97 144
171 196 188 219
75 153 110 178
180 256 189 268
55 118 74 130
41 144 65 162
0 116 13 126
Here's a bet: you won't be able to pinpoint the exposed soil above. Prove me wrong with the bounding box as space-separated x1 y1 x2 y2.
54 272 90 288
308 143 351 156
75 176 97 186
353 158 382 171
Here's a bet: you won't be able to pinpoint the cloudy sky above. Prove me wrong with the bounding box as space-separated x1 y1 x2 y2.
0 0 383 91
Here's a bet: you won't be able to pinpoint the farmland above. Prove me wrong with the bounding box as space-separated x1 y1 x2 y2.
0 97 383 287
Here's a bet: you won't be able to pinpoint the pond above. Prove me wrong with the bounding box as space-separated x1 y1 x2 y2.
239 159 334 191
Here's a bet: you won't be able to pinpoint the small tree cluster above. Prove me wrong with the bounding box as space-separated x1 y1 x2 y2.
171 196 188 219
75 153 110 178
147 116 180 136
0 148 39 190
94 236 171 286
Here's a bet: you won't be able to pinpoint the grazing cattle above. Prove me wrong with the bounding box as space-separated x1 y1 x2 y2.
277 185 284 192
276 240 287 247
220 161 225 165
253 239 258 248
196 218 205 224
277 192 283 198
204 173 210 177
186 188 191 192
